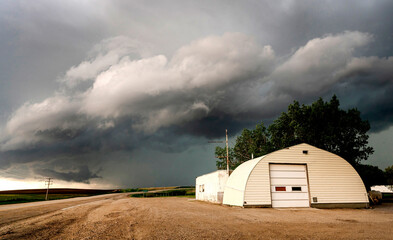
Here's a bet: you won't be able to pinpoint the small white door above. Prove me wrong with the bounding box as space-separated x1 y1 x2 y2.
270 164 309 208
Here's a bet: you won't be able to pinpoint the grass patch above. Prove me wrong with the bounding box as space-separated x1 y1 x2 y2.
383 193 393 202
129 188 195 198
119 188 141 193
0 193 100 205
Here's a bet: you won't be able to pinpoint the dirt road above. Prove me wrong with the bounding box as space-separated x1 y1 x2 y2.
1 194 392 239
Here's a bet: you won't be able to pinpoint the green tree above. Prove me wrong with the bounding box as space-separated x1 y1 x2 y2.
355 164 386 190
385 165 393 185
268 95 374 166
233 123 273 164
214 95 374 171
215 146 235 170
215 123 272 170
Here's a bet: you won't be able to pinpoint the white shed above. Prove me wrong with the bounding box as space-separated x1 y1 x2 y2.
223 143 369 208
196 170 229 203
371 185 393 193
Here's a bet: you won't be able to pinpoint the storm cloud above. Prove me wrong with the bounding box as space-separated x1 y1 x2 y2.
0 0 392 186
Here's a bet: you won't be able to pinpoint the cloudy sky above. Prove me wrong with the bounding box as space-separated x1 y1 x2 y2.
0 0 392 190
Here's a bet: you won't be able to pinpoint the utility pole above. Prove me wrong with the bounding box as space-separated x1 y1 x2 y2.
225 129 229 175
45 178 53 200
209 129 230 175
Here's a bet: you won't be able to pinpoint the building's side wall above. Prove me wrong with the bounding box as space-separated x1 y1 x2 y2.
222 187 244 206
223 158 262 206
196 171 228 203
217 171 228 203
243 160 271 206
244 144 368 207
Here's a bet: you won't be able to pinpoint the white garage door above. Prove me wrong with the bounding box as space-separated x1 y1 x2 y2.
270 164 310 208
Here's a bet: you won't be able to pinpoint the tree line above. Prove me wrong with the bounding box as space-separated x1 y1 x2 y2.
215 95 392 189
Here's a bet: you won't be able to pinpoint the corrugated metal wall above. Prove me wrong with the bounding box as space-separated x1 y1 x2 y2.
222 158 262 206
243 143 368 206
243 161 271 205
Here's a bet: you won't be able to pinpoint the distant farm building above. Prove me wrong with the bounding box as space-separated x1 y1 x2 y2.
196 143 369 208
371 185 393 202
371 185 393 193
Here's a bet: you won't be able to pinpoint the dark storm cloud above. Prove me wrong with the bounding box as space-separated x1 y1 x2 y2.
0 0 393 186
0 32 277 182
34 165 100 183
356 85 393 132
333 56 393 132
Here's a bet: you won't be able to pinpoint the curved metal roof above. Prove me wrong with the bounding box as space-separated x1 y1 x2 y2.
224 155 265 192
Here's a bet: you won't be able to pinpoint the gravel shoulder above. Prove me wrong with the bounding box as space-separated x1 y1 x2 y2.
0 195 392 239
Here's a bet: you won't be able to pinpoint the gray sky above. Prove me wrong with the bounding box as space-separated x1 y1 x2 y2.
0 0 392 189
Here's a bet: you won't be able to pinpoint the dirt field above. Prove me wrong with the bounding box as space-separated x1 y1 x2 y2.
0 193 392 239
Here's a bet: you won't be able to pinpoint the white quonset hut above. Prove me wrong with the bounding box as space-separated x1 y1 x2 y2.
196 170 229 203
223 143 369 208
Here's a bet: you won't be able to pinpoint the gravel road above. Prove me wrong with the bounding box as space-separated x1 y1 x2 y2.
1 194 392 239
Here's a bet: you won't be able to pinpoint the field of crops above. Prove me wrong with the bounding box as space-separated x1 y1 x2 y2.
0 188 116 205
0 187 196 205
129 187 195 198
0 194 96 205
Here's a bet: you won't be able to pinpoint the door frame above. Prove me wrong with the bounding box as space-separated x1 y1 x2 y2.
268 163 310 207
